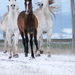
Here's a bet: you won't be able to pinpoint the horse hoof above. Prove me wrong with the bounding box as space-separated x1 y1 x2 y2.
13 54 19 58
9 56 12 59
48 55 51 57
3 50 7 53
37 54 40 57
32 56 35 59
25 53 28 57
40 51 43 54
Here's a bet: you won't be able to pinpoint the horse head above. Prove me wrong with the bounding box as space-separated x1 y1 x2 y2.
37 0 54 9
25 0 32 15
37 2 43 9
37 0 49 9
8 0 18 12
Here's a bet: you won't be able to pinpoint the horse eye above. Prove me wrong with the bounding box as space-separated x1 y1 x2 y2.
11 5 12 7
9 0 10 1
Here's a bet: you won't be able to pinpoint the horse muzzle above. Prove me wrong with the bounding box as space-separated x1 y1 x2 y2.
11 4 15 10
37 3 43 9
25 10 29 15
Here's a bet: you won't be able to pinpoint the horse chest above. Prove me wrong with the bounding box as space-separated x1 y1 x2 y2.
8 16 18 31
25 18 35 27
9 15 17 24
38 17 52 32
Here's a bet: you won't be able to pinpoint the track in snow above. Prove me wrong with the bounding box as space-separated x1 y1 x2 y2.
0 51 75 75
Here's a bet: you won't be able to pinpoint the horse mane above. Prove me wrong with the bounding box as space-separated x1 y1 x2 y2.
48 0 59 19
49 5 59 18
49 0 54 5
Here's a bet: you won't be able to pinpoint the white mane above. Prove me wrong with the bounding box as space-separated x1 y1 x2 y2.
34 0 54 57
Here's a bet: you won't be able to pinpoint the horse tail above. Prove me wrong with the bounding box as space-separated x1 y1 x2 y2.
49 5 59 19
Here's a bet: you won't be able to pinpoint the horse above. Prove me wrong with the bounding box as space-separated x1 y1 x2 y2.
34 0 56 57
0 12 8 53
0 0 19 58
17 0 40 58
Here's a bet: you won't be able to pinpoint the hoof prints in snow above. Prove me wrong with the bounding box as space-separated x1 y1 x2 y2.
0 52 75 75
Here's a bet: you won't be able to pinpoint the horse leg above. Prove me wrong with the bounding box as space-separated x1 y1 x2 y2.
13 32 19 58
39 36 43 54
47 30 52 57
20 30 26 57
25 31 28 57
37 31 43 54
3 33 8 53
6 32 12 58
34 30 40 56
30 34 34 58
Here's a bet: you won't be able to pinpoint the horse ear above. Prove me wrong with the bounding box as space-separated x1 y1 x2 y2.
15 0 16 1
9 0 10 1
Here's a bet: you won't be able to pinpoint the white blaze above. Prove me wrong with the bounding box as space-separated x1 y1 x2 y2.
26 1 29 10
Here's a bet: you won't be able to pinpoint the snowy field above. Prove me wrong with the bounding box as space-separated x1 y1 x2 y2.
0 51 75 75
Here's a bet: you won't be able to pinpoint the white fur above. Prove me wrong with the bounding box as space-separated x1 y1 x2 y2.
34 0 53 56
27 1 29 10
0 0 19 58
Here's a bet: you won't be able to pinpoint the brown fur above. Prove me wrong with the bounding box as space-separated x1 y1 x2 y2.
49 0 54 5
17 7 38 34
17 0 39 58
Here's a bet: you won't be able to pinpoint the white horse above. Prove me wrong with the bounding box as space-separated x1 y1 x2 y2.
34 0 56 57
0 0 19 58
0 12 8 53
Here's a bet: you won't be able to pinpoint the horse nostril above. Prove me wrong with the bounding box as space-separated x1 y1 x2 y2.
25 10 29 14
11 5 12 7
11 5 15 7
14 5 15 7
27 10 29 13
41 4 43 6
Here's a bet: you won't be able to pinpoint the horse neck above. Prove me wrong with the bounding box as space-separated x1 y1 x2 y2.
43 3 49 13
42 3 52 18
9 10 17 18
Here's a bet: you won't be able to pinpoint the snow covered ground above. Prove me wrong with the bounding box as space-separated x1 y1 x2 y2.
0 51 75 75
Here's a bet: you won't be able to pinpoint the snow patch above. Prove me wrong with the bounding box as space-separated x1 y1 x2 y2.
0 52 75 75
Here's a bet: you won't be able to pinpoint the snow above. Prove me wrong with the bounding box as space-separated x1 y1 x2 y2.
0 51 75 75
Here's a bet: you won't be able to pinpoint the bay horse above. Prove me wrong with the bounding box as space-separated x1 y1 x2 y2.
34 0 56 57
0 0 19 58
17 0 40 58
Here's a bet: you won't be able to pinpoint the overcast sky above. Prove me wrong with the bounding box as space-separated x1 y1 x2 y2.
0 0 71 16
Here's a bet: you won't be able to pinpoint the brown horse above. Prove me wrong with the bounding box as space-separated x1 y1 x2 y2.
17 0 40 58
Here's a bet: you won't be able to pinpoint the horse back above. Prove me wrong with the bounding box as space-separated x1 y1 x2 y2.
1 12 8 24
